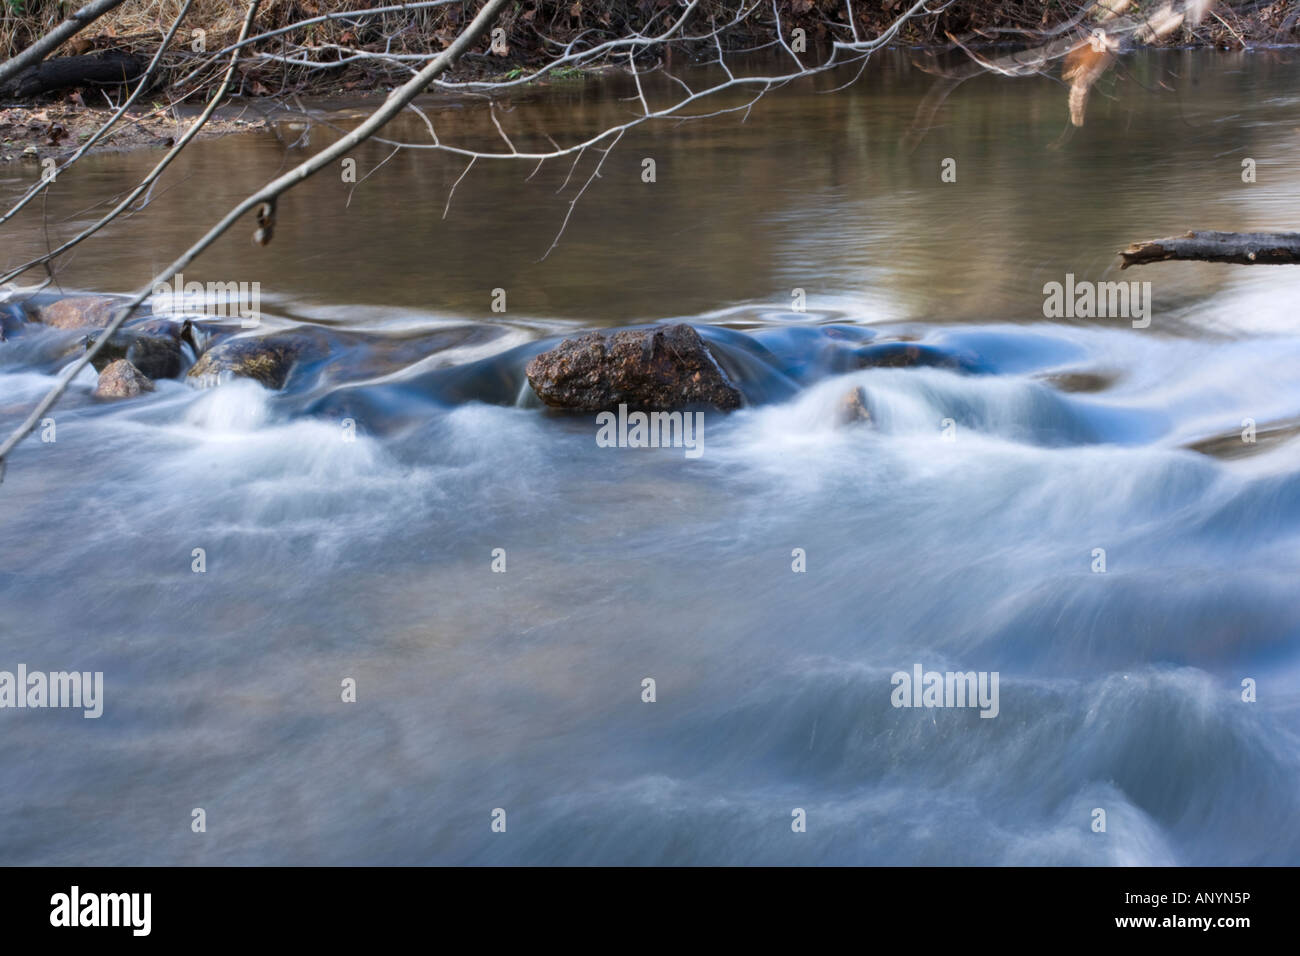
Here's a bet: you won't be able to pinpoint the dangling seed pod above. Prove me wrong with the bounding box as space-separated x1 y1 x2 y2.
253 200 277 246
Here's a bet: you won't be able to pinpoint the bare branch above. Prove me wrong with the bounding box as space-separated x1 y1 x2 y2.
0 0 197 229
0 3 264 285
0 0 512 478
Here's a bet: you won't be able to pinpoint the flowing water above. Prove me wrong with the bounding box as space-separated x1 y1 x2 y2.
1 50 1299 865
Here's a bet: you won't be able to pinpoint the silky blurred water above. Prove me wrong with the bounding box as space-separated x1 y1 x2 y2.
1 50 1298 864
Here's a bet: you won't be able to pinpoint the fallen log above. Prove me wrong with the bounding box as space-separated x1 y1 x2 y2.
1119 230 1300 269
1 50 146 99
0 0 130 90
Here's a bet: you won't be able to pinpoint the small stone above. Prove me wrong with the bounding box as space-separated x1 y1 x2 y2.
836 386 871 425
93 359 154 400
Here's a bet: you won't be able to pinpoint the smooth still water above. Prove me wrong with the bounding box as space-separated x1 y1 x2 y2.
1 50 1298 864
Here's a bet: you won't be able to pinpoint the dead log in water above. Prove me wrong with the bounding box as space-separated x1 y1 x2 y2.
1119 230 1300 269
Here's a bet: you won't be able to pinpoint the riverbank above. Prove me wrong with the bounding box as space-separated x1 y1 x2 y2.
1 2 1296 165
0 101 269 164
2 1 1295 105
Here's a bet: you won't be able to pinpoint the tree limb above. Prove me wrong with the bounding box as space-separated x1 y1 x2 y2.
0 0 265 285
1119 230 1300 269
0 0 196 228
0 0 510 481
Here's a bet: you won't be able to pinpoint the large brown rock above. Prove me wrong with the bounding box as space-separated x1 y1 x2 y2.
525 324 742 412
93 359 154 400
186 333 309 390
32 295 124 330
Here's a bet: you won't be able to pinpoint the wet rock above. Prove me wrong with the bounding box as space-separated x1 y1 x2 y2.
1187 417 1300 461
0 303 27 342
854 342 980 373
180 317 244 356
1039 370 1117 393
30 295 126 330
750 325 873 383
87 319 186 380
186 333 310 390
327 326 504 383
93 359 154 400
835 386 872 426
525 324 742 412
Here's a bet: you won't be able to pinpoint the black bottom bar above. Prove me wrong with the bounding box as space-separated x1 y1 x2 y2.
4 866 1282 941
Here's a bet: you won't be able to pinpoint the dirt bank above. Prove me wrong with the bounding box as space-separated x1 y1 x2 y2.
0 101 269 164
3 1 1296 105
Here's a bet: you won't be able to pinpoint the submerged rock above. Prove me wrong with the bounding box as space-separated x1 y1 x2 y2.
179 317 244 356
93 359 154 400
30 295 127 330
1187 417 1300 461
187 334 312 390
87 319 186 380
1039 370 1118 393
854 342 981 373
0 303 27 342
836 386 872 426
525 324 742 412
